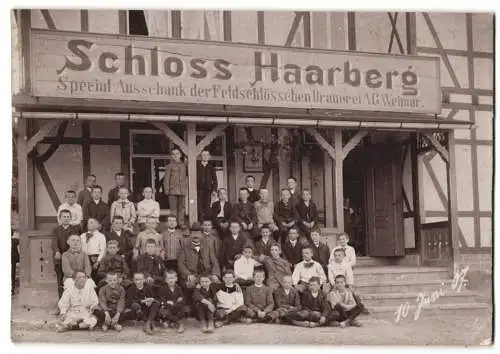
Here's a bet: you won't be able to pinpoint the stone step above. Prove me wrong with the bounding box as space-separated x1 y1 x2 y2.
354 279 456 293
355 267 449 283
366 302 491 314
360 290 479 307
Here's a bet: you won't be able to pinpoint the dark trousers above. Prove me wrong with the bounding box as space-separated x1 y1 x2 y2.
157 304 186 323
54 261 64 298
235 278 254 292
296 310 326 323
245 308 278 322
331 304 362 322
88 255 99 283
214 306 246 323
165 259 178 273
94 308 121 325
123 301 160 322
276 308 301 324
196 302 215 321
197 189 212 220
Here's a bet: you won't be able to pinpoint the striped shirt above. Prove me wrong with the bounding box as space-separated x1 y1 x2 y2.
162 229 183 260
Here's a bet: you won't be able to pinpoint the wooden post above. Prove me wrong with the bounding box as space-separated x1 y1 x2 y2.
446 130 460 275
334 128 344 232
186 123 198 226
324 153 334 227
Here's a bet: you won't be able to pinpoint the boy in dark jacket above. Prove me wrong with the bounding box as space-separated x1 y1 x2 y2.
282 228 304 270
96 272 125 332
310 229 330 274
156 270 186 333
192 274 218 333
233 187 258 240
220 221 250 271
295 276 331 328
96 240 131 289
274 189 298 243
243 269 277 323
211 188 232 237
296 189 319 241
254 225 273 257
83 185 110 232
274 275 302 325
137 239 165 292
106 216 134 265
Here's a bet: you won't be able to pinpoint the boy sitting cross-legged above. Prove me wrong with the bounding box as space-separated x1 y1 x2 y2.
294 276 330 328
328 274 362 328
214 270 247 328
243 269 277 324
192 274 218 333
56 270 98 332
156 270 186 333
273 275 301 325
96 240 131 290
137 239 165 292
95 272 125 332
123 272 160 335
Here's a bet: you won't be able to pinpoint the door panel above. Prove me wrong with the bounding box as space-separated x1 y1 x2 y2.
365 141 405 256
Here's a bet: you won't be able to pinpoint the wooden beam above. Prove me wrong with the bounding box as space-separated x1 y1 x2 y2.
410 133 422 253
257 11 265 44
195 125 227 155
223 11 232 42
20 10 31 94
323 153 334 227
334 128 344 232
80 10 89 32
305 128 335 160
446 130 460 275
150 122 188 154
118 10 128 34
186 123 198 226
342 130 368 160
26 120 61 153
82 122 91 180
347 12 356 50
422 132 449 163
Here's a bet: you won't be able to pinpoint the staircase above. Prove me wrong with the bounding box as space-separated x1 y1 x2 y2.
355 258 491 314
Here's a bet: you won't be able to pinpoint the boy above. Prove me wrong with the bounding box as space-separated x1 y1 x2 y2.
287 176 301 207
294 276 330 328
254 189 279 234
137 186 160 229
330 233 357 268
328 274 362 327
282 228 304 269
201 219 220 259
53 209 82 298
274 188 298 243
77 174 96 212
220 221 249 271
163 147 187 226
192 274 218 333
245 175 260 204
254 224 273 257
137 239 165 291
273 275 301 325
134 217 163 257
243 269 277 324
96 272 126 332
57 190 83 226
96 240 130 289
197 149 218 220
162 214 183 272
328 248 354 287
214 270 246 328
257 243 292 291
310 229 330 274
83 185 110 232
210 188 232 237
106 216 134 263
108 172 128 206
56 270 98 332
61 234 92 281
124 272 160 335
292 247 327 292
233 187 258 240
234 245 260 289
81 218 107 281
110 187 136 232
296 189 318 241
156 270 186 333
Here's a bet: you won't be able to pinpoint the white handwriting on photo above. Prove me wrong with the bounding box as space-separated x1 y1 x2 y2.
394 266 470 323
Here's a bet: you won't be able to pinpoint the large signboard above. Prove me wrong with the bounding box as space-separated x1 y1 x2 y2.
30 29 441 114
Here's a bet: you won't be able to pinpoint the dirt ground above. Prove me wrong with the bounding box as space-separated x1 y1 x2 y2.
11 309 493 345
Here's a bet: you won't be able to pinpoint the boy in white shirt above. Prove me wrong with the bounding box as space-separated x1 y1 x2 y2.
328 248 354 287
137 187 160 230
234 245 260 289
330 233 357 268
292 247 327 292
58 190 83 226
214 270 246 328
81 218 107 282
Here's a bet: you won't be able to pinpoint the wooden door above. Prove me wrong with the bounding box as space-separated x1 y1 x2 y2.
364 141 405 256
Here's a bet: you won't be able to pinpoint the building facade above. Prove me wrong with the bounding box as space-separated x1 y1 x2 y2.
11 10 493 305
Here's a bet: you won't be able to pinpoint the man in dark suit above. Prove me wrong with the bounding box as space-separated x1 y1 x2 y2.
197 149 218 221
77 174 96 212
210 188 232 238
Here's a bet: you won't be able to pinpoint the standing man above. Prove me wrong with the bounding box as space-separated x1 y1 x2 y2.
197 149 218 221
78 174 96 212
163 147 187 226
287 177 301 208
108 172 127 206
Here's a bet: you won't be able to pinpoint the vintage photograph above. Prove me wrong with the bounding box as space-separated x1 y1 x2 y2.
10 9 493 345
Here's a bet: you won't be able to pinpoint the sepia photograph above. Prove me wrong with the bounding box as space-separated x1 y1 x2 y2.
9 7 493 345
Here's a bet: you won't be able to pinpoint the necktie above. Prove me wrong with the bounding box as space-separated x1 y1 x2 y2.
86 232 93 243
122 201 126 208
304 262 314 269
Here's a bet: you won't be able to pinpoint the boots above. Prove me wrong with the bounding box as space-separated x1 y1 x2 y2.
143 321 154 335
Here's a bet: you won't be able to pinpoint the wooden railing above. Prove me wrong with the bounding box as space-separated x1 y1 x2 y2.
421 221 452 266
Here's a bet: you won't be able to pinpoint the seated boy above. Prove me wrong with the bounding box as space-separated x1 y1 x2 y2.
254 189 279 235
96 240 131 289
328 274 362 327
254 225 273 257
201 219 221 259
274 188 298 243
274 275 302 325
137 239 165 291
156 270 186 333
328 248 354 288
296 189 318 241
110 187 136 232
96 272 126 332
123 272 160 335
56 270 98 332
310 229 330 274
80 218 107 282
294 276 330 328
137 186 160 230
214 270 247 328
134 217 163 259
234 245 260 289
330 233 357 268
234 187 258 240
220 221 249 271
162 214 183 272
106 216 134 265
243 269 277 324
61 234 92 282
282 228 305 270
192 274 218 333
257 243 292 291
292 247 327 293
